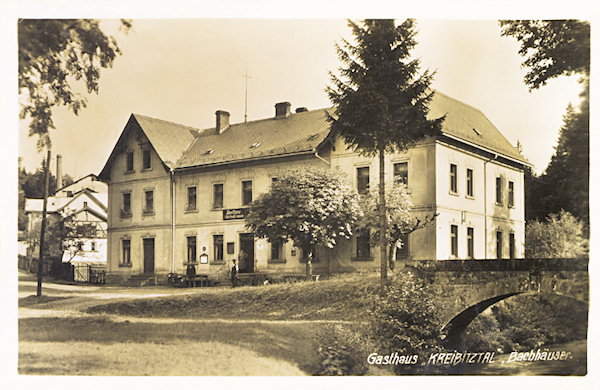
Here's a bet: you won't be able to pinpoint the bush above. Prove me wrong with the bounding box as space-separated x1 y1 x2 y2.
369 272 442 374
312 324 372 376
525 210 588 258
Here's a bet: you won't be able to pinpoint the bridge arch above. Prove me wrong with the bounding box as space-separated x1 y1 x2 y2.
441 291 588 346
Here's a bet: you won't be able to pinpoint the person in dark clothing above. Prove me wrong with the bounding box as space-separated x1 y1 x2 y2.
186 263 196 287
231 259 238 288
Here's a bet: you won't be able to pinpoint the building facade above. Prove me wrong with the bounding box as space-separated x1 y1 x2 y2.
99 92 528 283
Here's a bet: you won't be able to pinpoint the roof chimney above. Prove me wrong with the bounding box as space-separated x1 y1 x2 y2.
215 110 230 134
275 102 291 118
56 154 63 190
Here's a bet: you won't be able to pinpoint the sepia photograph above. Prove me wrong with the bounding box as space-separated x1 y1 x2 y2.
4 0 594 385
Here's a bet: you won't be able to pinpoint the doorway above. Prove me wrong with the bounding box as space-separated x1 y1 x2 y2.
143 238 155 274
239 233 255 273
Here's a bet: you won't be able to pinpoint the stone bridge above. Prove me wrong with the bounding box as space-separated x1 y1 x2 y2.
402 258 589 345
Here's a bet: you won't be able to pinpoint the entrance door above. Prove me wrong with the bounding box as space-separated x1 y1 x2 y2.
143 238 155 274
239 233 255 273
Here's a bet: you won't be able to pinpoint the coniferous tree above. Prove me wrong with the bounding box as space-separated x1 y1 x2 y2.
327 19 444 282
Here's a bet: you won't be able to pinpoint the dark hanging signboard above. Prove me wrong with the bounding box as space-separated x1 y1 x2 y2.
223 208 249 220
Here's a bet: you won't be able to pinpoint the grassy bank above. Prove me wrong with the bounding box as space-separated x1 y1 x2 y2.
87 274 380 321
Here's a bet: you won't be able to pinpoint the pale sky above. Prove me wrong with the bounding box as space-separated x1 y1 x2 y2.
16 18 585 178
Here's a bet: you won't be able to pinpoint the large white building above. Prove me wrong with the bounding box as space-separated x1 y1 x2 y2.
98 91 529 283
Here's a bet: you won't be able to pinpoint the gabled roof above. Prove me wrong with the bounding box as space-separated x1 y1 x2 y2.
428 91 528 163
177 109 332 168
99 91 528 178
133 114 199 167
56 173 97 193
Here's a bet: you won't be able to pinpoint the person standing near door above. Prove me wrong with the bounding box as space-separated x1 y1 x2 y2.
231 259 239 288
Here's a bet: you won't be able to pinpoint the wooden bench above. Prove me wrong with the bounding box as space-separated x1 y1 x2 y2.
186 274 209 287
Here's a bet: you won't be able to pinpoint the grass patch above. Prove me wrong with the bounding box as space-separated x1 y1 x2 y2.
19 295 69 307
87 274 380 321
19 316 325 373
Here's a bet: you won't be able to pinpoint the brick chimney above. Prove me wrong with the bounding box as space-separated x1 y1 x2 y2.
215 110 230 134
275 102 291 118
56 154 63 189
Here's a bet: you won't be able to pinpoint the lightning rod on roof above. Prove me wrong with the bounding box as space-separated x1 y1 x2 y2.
243 68 252 123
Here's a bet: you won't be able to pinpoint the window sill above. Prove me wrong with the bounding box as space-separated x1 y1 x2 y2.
119 263 132 268
268 259 287 264
185 208 198 213
351 257 373 262
120 213 132 219
142 211 155 216
210 261 225 265
449 191 459 197
124 170 136 175
212 207 224 211
495 202 504 207
466 195 475 200
508 205 515 209
142 168 152 172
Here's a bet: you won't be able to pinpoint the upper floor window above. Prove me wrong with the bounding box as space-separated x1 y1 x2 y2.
508 181 515 208
357 166 370 194
126 151 134 172
144 190 154 214
467 227 474 259
496 177 503 205
496 231 503 259
242 181 252 206
213 183 224 209
91 241 97 251
122 192 131 217
187 236 197 263
393 162 408 187
142 149 151 170
187 186 197 211
466 168 474 197
450 224 458 257
450 164 458 194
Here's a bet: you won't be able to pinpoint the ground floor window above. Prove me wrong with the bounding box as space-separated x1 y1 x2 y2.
356 230 371 259
450 224 458 257
467 227 474 259
213 235 224 262
509 232 515 259
122 239 131 265
395 233 409 260
187 236 196 263
270 239 284 261
496 231 503 259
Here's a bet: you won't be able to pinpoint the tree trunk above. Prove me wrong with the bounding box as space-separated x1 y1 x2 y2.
379 148 387 285
37 149 51 297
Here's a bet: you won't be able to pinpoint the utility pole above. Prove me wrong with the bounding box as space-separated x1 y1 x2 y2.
37 149 51 297
243 68 251 123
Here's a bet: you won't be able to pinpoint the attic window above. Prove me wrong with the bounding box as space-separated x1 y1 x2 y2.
472 128 482 137
205 149 214 155
250 142 261 149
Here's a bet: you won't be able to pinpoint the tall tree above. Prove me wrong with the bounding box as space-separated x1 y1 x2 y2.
499 20 590 90
501 20 590 230
327 19 444 283
245 168 361 277
19 19 131 149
